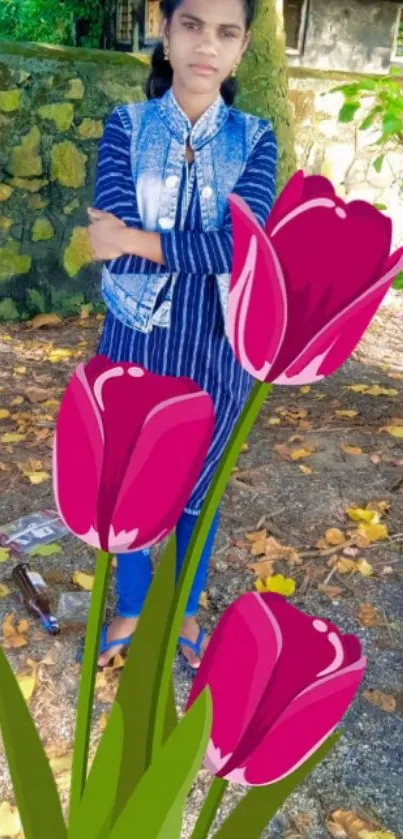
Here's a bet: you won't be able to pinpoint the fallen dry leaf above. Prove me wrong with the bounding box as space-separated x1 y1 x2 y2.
0 801 22 836
324 528 346 546
10 397 24 406
335 410 359 418
199 591 209 609
346 507 379 524
267 416 281 425
25 386 55 403
29 313 62 329
328 556 357 574
16 672 36 702
0 409 10 420
356 558 374 577
317 583 344 599
357 522 388 542
0 547 10 562
356 603 384 627
326 808 396 839
255 573 296 596
72 570 94 591
1 432 26 444
299 464 313 474
363 689 396 713
290 446 315 461
248 559 275 579
381 425 403 438
341 445 363 456
0 583 10 597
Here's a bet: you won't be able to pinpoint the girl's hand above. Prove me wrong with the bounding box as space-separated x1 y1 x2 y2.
87 208 127 261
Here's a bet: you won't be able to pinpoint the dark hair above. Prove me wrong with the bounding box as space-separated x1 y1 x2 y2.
145 0 257 105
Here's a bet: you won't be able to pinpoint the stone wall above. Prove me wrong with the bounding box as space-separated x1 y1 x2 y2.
0 41 402 322
287 0 401 74
288 69 403 252
0 41 149 321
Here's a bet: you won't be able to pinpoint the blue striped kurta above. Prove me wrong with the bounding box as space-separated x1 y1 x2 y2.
96 109 277 514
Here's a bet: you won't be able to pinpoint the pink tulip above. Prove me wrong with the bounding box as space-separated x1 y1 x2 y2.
186 592 366 786
228 170 403 384
53 355 215 552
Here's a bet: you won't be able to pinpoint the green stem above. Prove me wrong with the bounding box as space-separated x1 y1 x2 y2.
151 380 272 757
190 777 228 839
68 549 112 826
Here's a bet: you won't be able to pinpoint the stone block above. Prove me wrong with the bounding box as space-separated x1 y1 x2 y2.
8 126 43 177
51 141 87 188
37 103 74 132
320 142 355 184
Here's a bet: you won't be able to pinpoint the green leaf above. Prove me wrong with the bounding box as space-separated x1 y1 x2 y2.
212 733 341 839
0 645 67 839
338 102 360 123
382 114 403 136
372 203 388 211
67 704 125 839
86 534 178 828
373 155 385 173
108 689 212 839
392 271 403 290
29 543 62 556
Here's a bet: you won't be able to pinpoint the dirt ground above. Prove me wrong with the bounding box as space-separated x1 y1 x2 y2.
0 289 402 838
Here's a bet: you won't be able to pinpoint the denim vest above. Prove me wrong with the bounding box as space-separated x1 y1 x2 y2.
101 86 272 336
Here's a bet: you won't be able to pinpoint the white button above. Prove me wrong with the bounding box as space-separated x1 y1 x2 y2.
158 217 175 229
202 186 213 199
166 175 179 188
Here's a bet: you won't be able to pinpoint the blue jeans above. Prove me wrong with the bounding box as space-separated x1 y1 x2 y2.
115 507 220 619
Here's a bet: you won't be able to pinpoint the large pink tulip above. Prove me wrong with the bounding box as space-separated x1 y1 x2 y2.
228 170 403 384
53 355 215 552
186 592 366 786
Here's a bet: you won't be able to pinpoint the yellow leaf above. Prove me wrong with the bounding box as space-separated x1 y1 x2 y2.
1 432 26 443
0 408 10 419
325 528 346 546
14 367 26 375
357 522 388 542
199 591 209 609
47 348 73 363
16 673 36 702
267 417 281 425
299 464 312 474
27 471 50 485
29 313 62 329
10 396 24 406
255 574 296 596
366 385 398 397
290 447 314 461
346 507 378 524
0 547 10 562
382 425 403 438
362 689 396 713
335 410 358 418
0 801 22 836
0 583 10 597
72 570 94 591
49 753 72 776
341 445 363 456
344 384 369 393
329 556 357 574
299 385 311 393
17 619 29 633
356 558 374 577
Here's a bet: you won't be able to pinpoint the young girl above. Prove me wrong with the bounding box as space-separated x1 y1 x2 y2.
87 0 277 673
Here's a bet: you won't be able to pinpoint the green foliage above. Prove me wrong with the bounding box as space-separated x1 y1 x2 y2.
0 0 104 47
328 68 403 149
393 271 403 290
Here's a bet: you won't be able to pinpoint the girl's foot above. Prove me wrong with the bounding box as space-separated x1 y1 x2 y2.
97 616 139 667
97 615 208 669
179 616 209 669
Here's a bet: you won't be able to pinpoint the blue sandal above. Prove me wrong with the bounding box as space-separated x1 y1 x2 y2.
76 623 134 666
177 627 206 678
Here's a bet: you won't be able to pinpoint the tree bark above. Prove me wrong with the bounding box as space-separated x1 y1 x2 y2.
235 0 297 193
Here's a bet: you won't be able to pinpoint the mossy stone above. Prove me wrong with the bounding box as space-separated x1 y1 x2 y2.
31 217 55 241
8 177 48 192
9 126 43 177
63 226 93 276
37 103 74 132
65 78 85 100
77 118 104 140
51 141 87 188
0 216 13 231
0 89 22 112
0 241 31 280
0 184 13 201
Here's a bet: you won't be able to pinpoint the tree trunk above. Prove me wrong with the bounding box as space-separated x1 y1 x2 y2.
235 0 297 193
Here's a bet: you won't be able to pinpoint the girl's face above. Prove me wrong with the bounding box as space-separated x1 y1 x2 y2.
161 0 250 95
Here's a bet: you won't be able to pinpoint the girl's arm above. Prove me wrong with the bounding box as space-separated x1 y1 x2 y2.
120 126 278 273
94 108 141 228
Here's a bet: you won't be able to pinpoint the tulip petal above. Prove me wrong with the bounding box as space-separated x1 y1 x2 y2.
264 170 305 236
266 198 392 378
53 364 103 546
273 246 403 385
228 194 287 380
110 391 215 551
224 656 366 786
186 593 282 772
